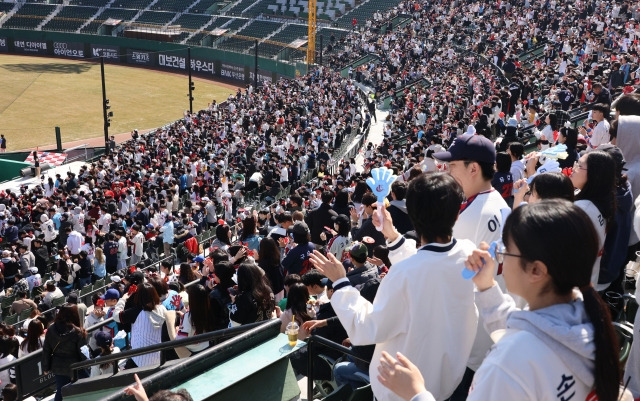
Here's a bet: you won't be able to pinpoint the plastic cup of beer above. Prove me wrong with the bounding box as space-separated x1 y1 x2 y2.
286 322 299 347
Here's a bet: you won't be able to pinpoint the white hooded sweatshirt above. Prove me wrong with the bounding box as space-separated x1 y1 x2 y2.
413 285 596 401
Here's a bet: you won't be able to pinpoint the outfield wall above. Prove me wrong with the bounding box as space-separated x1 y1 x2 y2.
0 29 308 84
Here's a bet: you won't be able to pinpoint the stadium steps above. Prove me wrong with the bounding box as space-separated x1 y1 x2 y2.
151 0 196 13
134 10 176 25
172 13 213 30
216 19 279 53
211 16 250 46
0 2 21 28
333 0 402 28
161 0 201 28
222 0 254 16
35 3 63 31
2 3 57 30
182 15 231 45
76 0 113 33
253 22 308 58
69 0 111 6
123 0 159 24
79 7 139 34
248 21 288 52
43 6 100 33
190 0 224 14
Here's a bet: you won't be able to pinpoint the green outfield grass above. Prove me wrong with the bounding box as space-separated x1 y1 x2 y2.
0 54 238 151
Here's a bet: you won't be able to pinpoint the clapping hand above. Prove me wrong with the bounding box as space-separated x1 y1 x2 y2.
377 351 427 401
367 256 384 266
309 251 346 282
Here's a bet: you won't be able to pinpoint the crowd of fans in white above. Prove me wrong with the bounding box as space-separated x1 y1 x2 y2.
0 0 638 400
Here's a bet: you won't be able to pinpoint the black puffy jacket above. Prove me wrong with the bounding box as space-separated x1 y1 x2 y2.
42 322 86 377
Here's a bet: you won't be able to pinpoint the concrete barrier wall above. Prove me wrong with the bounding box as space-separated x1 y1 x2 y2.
0 28 308 83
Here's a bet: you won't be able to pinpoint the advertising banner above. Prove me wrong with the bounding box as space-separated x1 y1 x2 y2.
220 62 246 82
90 44 120 61
127 49 155 66
0 38 7 52
158 52 186 71
190 58 215 76
52 41 85 58
13 40 48 54
249 69 274 84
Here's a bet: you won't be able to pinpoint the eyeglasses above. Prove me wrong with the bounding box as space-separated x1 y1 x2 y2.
573 161 587 171
494 239 524 264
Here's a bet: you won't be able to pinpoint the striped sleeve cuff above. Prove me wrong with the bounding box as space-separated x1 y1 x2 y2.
332 277 352 291
387 235 405 251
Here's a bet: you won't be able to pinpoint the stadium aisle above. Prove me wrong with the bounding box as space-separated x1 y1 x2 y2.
355 109 388 173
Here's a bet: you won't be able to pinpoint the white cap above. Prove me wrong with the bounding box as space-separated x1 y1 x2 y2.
29 267 39 274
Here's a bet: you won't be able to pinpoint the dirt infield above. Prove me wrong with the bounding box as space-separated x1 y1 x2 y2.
0 54 240 151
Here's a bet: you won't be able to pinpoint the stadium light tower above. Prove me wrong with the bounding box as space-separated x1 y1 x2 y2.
187 47 194 114
307 0 316 66
100 57 112 155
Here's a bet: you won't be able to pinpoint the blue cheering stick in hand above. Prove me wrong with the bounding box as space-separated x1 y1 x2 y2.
462 241 498 280
366 167 397 232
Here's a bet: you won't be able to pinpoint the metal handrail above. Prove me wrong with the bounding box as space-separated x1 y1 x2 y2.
9 254 177 329
96 319 282 401
0 316 116 374
69 320 269 379
305 335 371 401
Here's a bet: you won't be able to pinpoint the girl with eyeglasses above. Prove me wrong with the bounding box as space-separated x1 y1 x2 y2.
570 150 617 290
377 200 621 401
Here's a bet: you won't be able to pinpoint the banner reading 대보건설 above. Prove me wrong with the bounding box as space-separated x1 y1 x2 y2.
158 52 187 71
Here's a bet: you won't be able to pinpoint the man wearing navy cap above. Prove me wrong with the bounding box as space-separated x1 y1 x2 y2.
434 133 511 396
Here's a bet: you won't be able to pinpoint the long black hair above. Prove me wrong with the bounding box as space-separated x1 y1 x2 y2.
20 320 45 354
576 151 617 230
187 284 213 334
504 200 619 401
237 262 274 313
284 283 312 323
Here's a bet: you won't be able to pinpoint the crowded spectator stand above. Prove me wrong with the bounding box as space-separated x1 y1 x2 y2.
0 0 637 399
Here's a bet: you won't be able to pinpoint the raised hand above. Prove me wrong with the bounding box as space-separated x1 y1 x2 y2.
371 204 399 242
123 374 149 401
463 242 498 290
309 250 346 282
366 167 397 232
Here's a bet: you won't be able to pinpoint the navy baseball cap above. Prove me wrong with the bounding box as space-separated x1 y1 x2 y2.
433 134 496 164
